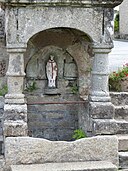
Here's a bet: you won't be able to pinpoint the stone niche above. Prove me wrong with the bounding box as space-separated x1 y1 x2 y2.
24 28 93 141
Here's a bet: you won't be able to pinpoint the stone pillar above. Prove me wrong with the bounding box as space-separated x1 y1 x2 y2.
4 47 28 137
89 46 115 135
90 47 111 102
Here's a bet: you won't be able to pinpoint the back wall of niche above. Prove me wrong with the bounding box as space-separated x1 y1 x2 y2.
24 28 93 141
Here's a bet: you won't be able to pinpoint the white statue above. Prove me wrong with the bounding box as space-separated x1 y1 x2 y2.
46 55 57 88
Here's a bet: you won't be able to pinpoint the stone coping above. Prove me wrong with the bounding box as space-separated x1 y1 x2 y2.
5 136 119 167
0 0 123 7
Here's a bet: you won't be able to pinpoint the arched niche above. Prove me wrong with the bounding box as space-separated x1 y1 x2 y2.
24 27 93 141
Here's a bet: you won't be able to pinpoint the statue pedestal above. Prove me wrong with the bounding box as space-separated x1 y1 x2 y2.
44 88 60 95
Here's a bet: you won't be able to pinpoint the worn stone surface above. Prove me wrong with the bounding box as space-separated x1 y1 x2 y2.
110 92 128 106
90 102 115 119
119 0 128 35
0 97 4 110
27 95 87 140
5 136 119 167
5 7 103 46
115 106 128 120
0 0 123 10
117 134 128 152
92 119 118 135
4 120 28 137
90 48 111 102
93 119 128 135
119 152 128 169
10 161 118 171
0 156 5 171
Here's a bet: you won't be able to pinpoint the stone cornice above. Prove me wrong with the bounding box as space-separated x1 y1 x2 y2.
0 0 124 8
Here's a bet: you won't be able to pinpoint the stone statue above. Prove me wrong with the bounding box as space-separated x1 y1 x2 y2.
46 55 57 88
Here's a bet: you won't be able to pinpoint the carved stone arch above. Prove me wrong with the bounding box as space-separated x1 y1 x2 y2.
25 27 94 46
24 27 93 98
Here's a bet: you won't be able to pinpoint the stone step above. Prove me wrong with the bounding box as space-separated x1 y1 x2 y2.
11 161 118 171
116 120 128 134
115 106 128 120
119 152 128 169
110 92 128 106
93 119 128 135
117 134 128 151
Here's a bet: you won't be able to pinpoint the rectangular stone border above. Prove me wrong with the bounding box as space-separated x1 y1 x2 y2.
5 136 119 167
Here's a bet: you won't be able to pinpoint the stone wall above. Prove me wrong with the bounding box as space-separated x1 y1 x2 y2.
119 0 128 37
27 96 87 141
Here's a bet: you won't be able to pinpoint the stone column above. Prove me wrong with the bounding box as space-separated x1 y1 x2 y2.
4 47 28 137
90 47 111 102
89 46 115 135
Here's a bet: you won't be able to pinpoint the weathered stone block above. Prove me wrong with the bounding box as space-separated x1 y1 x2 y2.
0 157 5 171
116 120 128 134
64 63 77 78
115 106 128 120
117 135 128 152
93 119 128 135
90 102 115 119
119 152 128 169
110 92 128 106
5 136 119 167
4 120 28 137
4 104 27 129
92 119 118 135
0 97 4 109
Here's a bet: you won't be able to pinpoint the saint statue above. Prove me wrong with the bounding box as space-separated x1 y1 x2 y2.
46 55 57 88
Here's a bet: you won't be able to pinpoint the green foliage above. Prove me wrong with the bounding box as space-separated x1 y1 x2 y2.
25 81 38 92
72 129 87 140
109 63 128 91
0 85 8 96
71 84 78 94
114 13 119 32
109 79 121 92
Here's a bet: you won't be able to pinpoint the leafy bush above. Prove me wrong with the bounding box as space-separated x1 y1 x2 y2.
70 84 78 94
109 63 128 91
0 85 8 96
72 129 87 140
25 81 38 92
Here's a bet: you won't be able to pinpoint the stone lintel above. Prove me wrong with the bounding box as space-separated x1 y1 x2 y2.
0 0 123 8
93 46 112 54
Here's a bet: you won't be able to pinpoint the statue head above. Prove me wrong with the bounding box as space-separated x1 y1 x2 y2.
49 55 54 61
